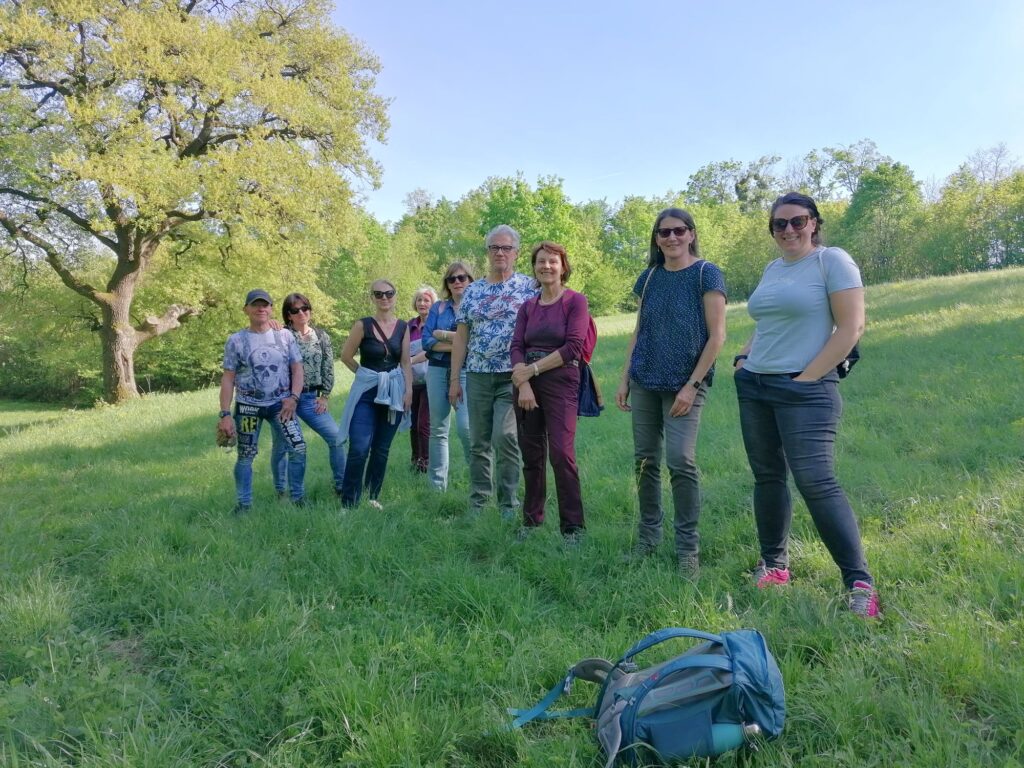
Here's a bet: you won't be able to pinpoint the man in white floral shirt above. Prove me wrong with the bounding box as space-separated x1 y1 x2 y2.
449 225 539 518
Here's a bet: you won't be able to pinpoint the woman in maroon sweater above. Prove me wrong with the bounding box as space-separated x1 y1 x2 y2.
510 242 589 543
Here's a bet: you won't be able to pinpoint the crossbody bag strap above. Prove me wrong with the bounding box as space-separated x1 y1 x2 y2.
369 317 396 361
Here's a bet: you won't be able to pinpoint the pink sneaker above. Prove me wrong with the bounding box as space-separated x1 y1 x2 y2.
848 581 881 618
753 559 790 588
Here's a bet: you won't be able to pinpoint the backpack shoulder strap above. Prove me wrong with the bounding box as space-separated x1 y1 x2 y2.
506 658 613 730
634 266 657 334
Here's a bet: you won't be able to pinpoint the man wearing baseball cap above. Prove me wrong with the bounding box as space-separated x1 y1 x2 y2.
218 289 306 514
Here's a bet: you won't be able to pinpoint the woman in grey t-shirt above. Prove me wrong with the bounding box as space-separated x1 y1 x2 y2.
733 192 880 618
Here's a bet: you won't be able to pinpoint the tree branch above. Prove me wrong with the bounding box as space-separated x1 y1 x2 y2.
0 210 103 303
135 303 201 343
0 186 118 250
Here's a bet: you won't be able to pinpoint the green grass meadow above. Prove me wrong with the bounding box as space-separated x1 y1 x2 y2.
2 269 1023 767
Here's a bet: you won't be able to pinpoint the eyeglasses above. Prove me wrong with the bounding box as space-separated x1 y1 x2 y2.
286 305 311 315
372 289 396 299
446 273 470 285
656 226 691 238
487 244 516 254
770 215 812 233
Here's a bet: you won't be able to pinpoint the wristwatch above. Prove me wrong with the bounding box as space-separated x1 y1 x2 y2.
219 410 231 419
690 379 702 390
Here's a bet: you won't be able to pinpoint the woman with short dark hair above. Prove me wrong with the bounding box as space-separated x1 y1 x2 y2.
510 242 588 543
272 292 345 497
733 192 879 618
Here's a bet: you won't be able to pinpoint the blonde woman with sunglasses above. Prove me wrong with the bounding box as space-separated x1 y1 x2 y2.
338 279 412 509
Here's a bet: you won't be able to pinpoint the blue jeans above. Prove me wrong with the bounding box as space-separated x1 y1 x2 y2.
466 371 520 515
630 380 706 557
341 386 401 507
271 391 346 495
234 400 306 505
426 364 470 490
734 368 871 588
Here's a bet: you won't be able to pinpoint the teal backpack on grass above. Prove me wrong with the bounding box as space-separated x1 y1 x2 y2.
507 627 785 766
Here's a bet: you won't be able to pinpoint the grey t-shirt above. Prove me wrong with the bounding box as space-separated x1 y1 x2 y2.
745 246 862 374
223 328 302 406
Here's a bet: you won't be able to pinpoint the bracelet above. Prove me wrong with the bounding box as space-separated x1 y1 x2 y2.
532 363 539 377
219 410 231 419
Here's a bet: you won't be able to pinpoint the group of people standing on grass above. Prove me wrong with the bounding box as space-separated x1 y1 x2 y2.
217 192 880 619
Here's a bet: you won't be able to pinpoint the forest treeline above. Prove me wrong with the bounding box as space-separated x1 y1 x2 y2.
2 140 1021 404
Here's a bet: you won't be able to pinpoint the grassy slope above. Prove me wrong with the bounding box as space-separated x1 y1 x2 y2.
1 269 1022 767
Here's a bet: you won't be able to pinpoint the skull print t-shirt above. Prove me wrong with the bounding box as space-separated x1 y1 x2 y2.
223 328 302 406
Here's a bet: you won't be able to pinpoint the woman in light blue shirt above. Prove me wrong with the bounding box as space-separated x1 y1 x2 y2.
733 192 879 618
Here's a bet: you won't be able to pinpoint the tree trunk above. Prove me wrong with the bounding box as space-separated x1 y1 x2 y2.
100 291 140 403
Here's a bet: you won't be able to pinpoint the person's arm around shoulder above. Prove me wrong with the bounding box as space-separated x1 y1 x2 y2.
340 320 364 374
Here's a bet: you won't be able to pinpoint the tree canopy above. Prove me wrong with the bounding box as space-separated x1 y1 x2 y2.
1 0 388 401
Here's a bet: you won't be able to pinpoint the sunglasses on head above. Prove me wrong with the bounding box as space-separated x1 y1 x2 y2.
372 289 396 299
770 215 813 233
446 273 470 285
656 226 691 238
286 305 311 315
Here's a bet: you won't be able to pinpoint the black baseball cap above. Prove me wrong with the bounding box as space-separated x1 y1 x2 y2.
244 289 273 306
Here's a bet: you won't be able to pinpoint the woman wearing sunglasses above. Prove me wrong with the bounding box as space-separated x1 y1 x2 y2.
407 285 439 474
733 192 879 618
421 262 474 491
616 208 727 579
271 293 346 498
338 279 413 509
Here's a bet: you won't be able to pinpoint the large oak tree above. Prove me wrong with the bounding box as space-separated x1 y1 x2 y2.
1 0 387 402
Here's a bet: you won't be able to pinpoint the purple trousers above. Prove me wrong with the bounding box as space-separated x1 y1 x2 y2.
409 384 429 470
514 363 585 533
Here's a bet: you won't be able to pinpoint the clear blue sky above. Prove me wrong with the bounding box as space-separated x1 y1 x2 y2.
333 0 1024 224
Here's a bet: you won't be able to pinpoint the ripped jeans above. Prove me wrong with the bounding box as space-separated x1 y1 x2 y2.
234 400 306 505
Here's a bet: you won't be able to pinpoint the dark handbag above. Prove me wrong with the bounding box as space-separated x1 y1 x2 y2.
578 361 603 417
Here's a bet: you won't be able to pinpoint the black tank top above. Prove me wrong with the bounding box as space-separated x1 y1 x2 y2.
359 317 406 372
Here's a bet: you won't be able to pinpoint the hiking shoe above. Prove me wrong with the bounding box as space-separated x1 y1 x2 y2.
678 553 700 581
499 507 517 522
624 541 656 563
563 529 585 547
848 581 881 619
515 525 537 542
753 559 790 588
367 499 383 511
232 503 252 516
291 497 308 508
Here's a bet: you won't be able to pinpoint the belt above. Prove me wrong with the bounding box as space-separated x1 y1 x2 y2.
302 386 323 395
525 350 578 367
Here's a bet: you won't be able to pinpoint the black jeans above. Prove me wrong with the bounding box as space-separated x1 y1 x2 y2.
735 368 871 588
